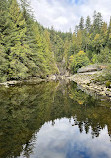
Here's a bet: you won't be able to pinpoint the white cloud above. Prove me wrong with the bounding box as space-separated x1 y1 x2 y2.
20 118 111 158
30 0 111 32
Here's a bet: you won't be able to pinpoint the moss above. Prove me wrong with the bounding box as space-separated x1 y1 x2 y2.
106 81 111 88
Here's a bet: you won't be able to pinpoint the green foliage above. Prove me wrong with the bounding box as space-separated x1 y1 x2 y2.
0 45 8 82
94 65 111 84
52 34 64 62
93 11 103 34
97 47 111 63
92 54 98 63
106 81 111 88
79 16 84 30
0 0 58 81
69 51 90 73
0 0 111 81
67 11 111 73
85 16 91 33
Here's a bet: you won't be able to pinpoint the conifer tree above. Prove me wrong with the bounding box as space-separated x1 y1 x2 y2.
79 17 84 30
107 17 111 49
86 16 91 33
0 45 8 81
72 32 78 54
76 30 82 52
93 11 103 33
64 40 70 68
43 30 58 74
0 0 10 81
100 22 107 47
8 0 36 79
0 0 10 49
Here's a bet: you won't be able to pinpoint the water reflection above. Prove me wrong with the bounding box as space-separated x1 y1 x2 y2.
0 81 111 158
21 118 111 158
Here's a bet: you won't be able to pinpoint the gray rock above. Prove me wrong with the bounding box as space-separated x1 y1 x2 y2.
77 65 102 73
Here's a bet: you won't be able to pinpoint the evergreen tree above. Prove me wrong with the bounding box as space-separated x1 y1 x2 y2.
75 25 79 35
0 0 10 81
72 32 78 54
93 11 103 33
64 39 70 68
0 0 10 50
100 22 107 47
86 16 91 33
76 30 82 52
0 0 111 80
8 0 36 79
0 45 8 81
107 17 111 49
79 16 84 30
43 30 58 74
31 23 48 76
20 0 33 21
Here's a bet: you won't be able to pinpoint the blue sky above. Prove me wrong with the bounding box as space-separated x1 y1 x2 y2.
65 0 84 5
31 0 111 32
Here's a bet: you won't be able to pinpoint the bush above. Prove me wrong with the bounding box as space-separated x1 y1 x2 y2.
96 47 111 63
69 51 90 73
92 47 111 64
106 81 111 88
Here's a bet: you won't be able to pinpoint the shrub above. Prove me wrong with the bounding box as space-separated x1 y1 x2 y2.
98 47 111 63
69 51 90 73
106 81 111 88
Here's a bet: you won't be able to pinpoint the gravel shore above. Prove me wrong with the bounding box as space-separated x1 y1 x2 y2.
69 71 111 100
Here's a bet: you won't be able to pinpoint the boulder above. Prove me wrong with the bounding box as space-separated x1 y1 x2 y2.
48 75 57 80
77 65 102 73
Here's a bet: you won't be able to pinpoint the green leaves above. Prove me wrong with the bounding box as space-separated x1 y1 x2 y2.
0 45 9 82
0 0 111 81
69 51 90 73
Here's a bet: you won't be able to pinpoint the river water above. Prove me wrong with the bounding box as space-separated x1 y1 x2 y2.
0 81 111 158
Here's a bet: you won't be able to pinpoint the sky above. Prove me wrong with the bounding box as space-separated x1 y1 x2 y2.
30 0 111 32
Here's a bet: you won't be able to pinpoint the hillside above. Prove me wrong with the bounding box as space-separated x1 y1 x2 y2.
0 0 111 83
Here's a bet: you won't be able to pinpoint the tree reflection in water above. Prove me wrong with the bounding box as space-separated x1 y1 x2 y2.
0 81 111 158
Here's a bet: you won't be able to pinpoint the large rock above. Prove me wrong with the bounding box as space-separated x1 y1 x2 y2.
77 65 102 73
48 75 57 80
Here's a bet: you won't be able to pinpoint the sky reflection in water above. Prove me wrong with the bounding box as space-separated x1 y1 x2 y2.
21 117 111 158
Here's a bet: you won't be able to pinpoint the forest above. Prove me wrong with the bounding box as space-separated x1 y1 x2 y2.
0 1 111 157
0 0 111 82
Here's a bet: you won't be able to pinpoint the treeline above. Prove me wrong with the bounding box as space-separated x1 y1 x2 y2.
68 12 111 73
0 0 111 82
0 0 58 82
49 12 111 73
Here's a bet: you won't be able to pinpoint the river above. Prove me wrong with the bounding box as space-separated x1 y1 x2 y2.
0 81 111 158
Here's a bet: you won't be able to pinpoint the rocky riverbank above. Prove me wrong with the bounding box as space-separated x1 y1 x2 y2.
69 71 111 100
0 64 111 101
0 77 47 87
0 74 69 87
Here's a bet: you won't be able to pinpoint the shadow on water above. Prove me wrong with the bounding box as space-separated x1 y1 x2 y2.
0 81 111 158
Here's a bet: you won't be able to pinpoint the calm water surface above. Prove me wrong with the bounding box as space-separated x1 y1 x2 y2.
0 81 111 158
